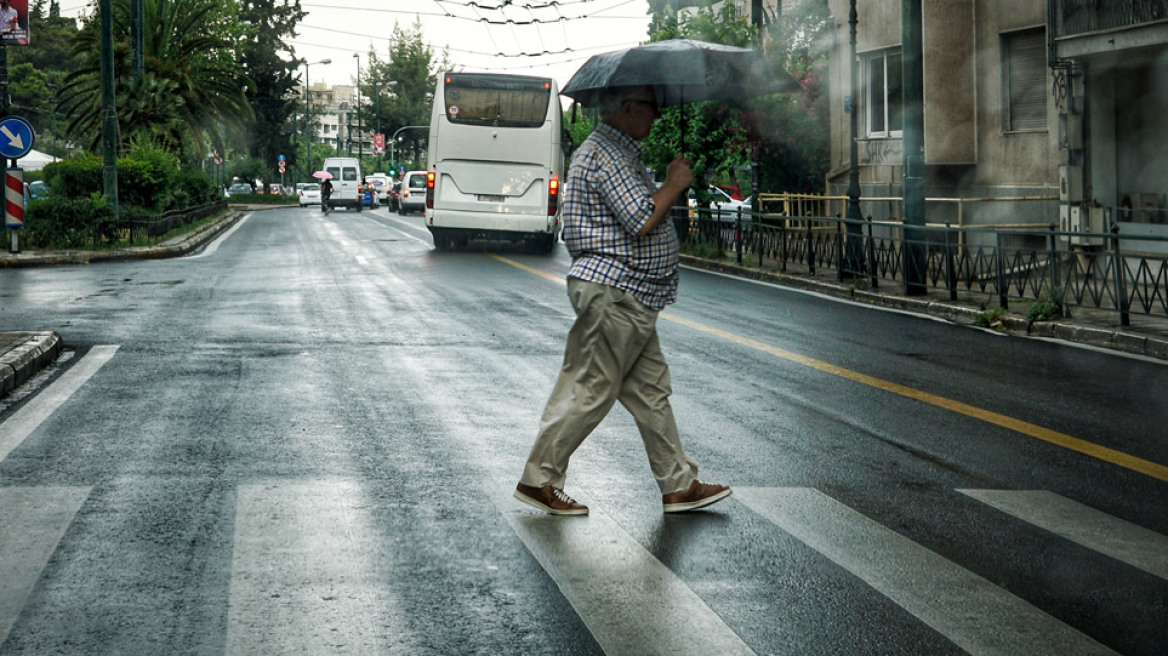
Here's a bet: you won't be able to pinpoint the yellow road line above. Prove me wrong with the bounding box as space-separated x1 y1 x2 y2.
488 254 1168 482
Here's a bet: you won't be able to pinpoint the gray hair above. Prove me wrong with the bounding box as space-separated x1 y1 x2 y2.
599 86 656 120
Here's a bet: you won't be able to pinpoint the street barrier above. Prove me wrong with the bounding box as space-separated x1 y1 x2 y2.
677 203 1168 326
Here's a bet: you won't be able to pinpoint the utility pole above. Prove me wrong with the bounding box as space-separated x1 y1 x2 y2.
901 0 926 295
100 0 119 214
750 0 764 206
131 0 144 75
844 0 864 276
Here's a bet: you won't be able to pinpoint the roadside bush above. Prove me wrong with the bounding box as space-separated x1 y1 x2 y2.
21 197 116 249
171 168 218 208
25 152 222 250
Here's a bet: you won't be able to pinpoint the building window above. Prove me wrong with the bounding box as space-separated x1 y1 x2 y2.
1002 27 1047 132
864 49 903 138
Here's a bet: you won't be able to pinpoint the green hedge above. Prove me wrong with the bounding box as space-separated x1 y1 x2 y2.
20 156 221 250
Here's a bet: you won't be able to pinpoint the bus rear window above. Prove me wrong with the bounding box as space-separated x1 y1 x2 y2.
444 74 550 128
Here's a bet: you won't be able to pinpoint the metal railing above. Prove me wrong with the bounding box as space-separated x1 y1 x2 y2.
128 200 228 242
1052 0 1168 38
674 206 1168 326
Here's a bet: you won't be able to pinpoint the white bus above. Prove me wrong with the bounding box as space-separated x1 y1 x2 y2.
425 72 564 252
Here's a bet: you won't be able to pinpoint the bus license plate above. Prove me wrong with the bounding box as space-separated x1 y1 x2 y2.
477 194 505 203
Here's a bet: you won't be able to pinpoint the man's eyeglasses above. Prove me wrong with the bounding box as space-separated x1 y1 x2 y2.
629 99 659 112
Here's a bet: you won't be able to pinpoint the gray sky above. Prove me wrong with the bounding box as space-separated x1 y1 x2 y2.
291 0 653 88
56 1 654 89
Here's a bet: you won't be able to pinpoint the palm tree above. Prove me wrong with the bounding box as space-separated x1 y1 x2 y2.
56 0 253 156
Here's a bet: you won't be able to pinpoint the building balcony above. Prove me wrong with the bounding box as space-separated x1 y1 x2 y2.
1051 0 1168 59
1052 0 1168 37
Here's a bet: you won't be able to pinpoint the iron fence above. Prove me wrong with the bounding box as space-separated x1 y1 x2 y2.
674 206 1168 326
127 200 228 242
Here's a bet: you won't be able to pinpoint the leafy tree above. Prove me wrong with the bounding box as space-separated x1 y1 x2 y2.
5 0 85 153
748 0 832 193
56 0 253 160
637 0 831 196
238 0 305 186
363 20 450 170
641 2 756 200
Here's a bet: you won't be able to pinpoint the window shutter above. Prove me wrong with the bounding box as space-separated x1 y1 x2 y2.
1006 29 1047 131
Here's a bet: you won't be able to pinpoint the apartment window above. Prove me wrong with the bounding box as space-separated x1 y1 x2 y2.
864 49 903 137
1002 27 1047 131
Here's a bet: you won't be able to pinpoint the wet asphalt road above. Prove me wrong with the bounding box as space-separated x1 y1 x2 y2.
0 205 1165 655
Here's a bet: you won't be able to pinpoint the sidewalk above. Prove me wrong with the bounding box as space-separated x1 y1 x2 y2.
679 255 1168 362
2 210 1165 399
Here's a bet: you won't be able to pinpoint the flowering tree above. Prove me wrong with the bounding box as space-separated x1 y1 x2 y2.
640 0 831 196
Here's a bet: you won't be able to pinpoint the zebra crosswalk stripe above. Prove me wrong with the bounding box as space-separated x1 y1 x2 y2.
959 489 1168 581
225 482 394 655
735 487 1117 656
496 489 756 656
0 345 119 464
0 486 91 647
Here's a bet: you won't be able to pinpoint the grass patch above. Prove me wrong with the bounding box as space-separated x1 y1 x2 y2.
682 241 725 259
973 306 1008 328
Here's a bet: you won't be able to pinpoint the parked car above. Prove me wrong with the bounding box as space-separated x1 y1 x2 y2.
398 170 428 215
688 185 750 222
297 182 321 208
227 183 254 197
28 180 49 200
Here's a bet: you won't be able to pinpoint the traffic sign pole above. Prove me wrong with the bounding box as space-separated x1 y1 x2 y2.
5 168 24 253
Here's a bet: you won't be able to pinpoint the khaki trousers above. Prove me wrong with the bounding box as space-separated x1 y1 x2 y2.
520 278 699 495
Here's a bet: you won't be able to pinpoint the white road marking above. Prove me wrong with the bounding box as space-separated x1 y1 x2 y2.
185 214 251 259
495 489 756 656
0 486 92 646
355 254 368 265
225 482 392 655
0 345 119 464
735 487 1116 656
960 489 1168 581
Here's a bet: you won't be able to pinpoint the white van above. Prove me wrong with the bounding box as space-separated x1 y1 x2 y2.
321 157 363 212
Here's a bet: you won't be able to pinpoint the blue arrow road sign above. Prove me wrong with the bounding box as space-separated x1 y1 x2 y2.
0 116 35 161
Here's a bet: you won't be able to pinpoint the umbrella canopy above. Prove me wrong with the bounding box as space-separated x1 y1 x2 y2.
561 38 798 108
311 171 333 180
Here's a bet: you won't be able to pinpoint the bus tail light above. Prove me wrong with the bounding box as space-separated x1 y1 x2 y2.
547 176 559 216
426 171 435 209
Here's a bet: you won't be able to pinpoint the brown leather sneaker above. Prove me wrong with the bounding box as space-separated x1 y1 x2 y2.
514 483 589 515
662 480 732 513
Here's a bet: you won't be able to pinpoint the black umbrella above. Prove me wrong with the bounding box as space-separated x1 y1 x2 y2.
561 38 798 155
561 38 797 109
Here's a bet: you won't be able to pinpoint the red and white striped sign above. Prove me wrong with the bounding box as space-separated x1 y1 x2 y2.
5 168 24 228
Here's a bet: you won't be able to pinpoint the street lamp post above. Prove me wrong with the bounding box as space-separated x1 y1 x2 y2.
304 58 331 179
389 124 428 173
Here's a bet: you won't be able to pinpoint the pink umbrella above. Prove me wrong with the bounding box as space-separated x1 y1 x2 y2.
312 171 333 180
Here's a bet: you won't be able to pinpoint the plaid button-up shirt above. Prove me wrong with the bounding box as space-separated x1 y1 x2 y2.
563 123 680 311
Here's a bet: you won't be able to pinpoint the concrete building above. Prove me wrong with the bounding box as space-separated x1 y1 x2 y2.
823 0 1168 254
303 83 371 155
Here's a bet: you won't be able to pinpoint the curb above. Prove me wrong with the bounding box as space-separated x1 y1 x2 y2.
680 255 1168 362
0 331 63 397
0 210 243 268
